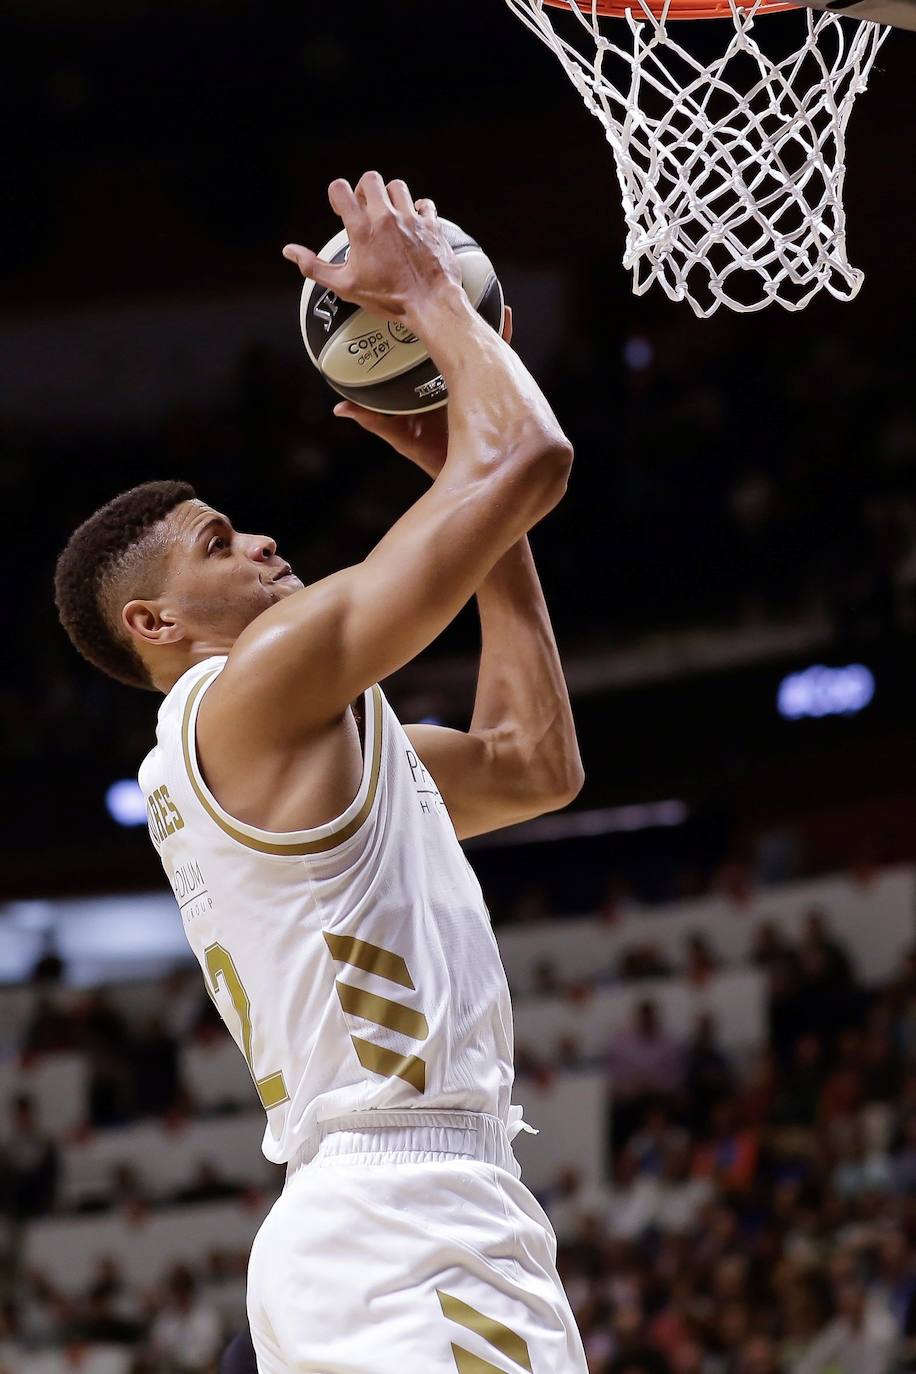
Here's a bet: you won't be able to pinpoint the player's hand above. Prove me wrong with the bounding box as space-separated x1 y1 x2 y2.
282 174 463 324
332 308 514 479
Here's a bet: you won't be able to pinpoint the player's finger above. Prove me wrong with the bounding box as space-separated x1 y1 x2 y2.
502 305 514 346
387 179 415 215
282 244 346 290
333 402 405 443
327 178 360 221
415 197 437 221
355 170 393 217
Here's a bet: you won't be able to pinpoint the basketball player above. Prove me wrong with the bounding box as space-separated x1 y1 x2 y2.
55 173 587 1373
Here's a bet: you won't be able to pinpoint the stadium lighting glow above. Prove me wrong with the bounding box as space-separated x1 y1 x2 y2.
776 664 875 721
105 779 147 827
470 800 688 849
623 336 654 370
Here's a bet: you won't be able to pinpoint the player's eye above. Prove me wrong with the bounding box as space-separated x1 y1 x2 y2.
207 535 228 556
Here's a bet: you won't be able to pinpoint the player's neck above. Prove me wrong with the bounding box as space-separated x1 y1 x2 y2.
150 636 235 695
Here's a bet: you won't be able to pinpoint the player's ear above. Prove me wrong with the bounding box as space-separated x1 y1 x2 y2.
122 599 183 649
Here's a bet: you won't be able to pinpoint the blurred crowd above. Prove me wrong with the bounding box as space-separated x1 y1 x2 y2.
527 914 916 1374
4 902 916 1372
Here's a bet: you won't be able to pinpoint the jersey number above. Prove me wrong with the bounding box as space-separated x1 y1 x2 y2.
204 943 289 1110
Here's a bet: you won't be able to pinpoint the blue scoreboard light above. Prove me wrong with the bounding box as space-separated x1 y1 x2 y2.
776 664 876 721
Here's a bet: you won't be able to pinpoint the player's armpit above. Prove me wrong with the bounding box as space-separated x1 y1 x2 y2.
403 723 581 841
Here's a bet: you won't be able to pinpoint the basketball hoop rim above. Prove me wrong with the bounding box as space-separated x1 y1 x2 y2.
545 0 794 20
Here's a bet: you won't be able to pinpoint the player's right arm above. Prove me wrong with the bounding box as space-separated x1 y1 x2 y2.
210 174 572 739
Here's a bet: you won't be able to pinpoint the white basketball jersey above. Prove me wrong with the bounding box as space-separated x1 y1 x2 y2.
138 656 518 1165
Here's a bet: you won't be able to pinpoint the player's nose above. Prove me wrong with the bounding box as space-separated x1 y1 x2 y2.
247 535 277 564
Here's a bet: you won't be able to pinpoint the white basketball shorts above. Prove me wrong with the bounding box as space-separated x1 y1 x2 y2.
247 1110 588 1374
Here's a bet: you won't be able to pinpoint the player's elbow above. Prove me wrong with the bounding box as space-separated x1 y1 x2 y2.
523 434 574 511
547 756 585 810
525 751 585 815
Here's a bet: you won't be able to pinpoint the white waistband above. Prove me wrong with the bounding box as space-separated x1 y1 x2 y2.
285 1110 523 1182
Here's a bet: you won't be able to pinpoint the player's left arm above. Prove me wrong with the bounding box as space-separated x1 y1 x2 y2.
404 535 583 839
332 310 583 839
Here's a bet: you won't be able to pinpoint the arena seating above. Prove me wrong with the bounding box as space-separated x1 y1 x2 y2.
13 1346 132 1374
23 1196 272 1295
497 865 915 994
58 1113 280 1210
5 864 916 1374
512 967 766 1060
0 1054 88 1136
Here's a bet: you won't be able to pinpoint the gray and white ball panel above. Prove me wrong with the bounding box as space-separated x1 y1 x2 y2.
300 229 355 371
298 219 506 415
790 0 916 25
317 247 499 390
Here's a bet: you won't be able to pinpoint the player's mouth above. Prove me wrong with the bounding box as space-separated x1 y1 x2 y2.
270 564 295 583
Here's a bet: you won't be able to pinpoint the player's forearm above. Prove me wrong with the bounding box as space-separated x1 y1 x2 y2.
407 287 572 524
470 538 583 805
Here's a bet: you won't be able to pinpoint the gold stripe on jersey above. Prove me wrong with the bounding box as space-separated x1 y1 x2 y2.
350 1036 427 1093
449 1348 507 1374
437 1291 532 1373
323 932 415 989
181 674 383 855
335 981 429 1040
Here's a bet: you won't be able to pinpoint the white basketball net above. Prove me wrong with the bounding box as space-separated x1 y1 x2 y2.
504 0 888 314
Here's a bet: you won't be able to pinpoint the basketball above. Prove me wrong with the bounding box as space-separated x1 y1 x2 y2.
299 219 505 415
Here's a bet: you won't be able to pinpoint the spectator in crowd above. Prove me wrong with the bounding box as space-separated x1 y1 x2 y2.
691 1099 759 1195
608 1001 685 1142
801 910 853 988
830 1124 892 1201
0 1094 58 1219
684 935 718 987
29 937 66 986
793 1279 897 1374
78 1290 144 1344
892 1113 916 1194
176 1162 242 1206
610 1150 665 1241
508 884 553 925
654 1140 713 1236
131 1015 182 1118
797 911 859 1038
533 958 562 997
149 1268 223 1374
80 991 135 1127
22 994 77 1056
751 920 792 974
538 1165 613 1245
684 1014 734 1134
627 1104 688 1179
777 1034 827 1129
606 1302 671 1374
0 1301 20 1374
617 946 672 982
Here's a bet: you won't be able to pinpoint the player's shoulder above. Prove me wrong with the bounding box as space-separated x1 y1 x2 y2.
164 655 228 721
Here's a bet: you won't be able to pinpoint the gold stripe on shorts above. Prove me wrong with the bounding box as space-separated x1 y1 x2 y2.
437 1290 532 1373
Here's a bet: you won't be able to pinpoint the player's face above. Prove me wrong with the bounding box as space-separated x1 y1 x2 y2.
164 499 304 642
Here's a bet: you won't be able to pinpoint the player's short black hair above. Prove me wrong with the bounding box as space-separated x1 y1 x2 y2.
55 480 196 691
